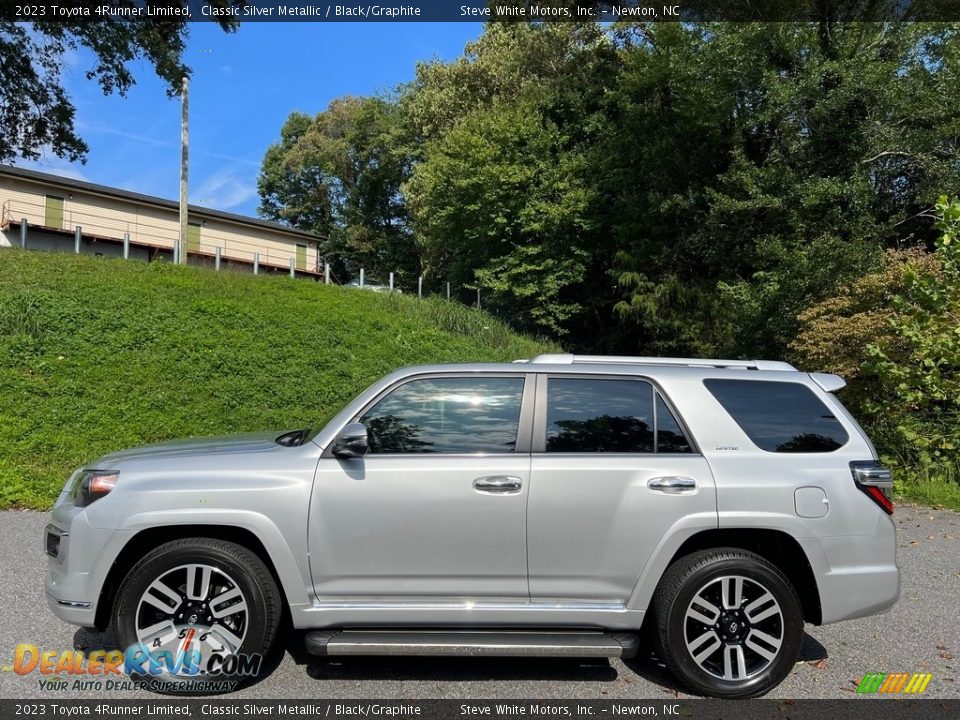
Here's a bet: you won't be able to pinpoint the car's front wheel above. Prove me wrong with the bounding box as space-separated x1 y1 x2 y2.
112 537 281 694
650 548 804 698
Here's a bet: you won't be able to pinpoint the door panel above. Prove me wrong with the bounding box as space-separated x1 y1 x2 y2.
186 222 201 252
311 455 530 598
527 454 715 602
309 373 532 600
45 195 64 229
526 374 715 603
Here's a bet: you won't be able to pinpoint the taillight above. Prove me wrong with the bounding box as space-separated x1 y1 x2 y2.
850 461 894 514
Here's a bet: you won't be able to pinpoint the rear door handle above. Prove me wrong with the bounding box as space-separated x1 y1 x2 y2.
647 476 698 494
473 476 523 494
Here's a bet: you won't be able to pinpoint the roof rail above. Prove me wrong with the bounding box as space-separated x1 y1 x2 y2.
522 354 797 372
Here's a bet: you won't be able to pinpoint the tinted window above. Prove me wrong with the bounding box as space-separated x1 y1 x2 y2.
360 377 524 454
547 378 655 453
704 379 849 453
656 394 693 453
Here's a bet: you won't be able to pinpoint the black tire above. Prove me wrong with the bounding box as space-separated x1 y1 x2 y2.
112 537 281 695
650 548 804 698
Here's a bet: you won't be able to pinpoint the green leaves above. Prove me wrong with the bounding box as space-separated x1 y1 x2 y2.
869 198 960 466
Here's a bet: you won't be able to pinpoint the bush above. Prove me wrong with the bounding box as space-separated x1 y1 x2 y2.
868 196 960 467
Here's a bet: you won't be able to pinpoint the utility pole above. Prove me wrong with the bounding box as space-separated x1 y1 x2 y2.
179 75 189 265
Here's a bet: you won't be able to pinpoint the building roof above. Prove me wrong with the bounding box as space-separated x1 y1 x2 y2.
0 164 324 242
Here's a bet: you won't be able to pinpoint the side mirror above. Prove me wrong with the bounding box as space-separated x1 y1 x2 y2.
332 422 368 459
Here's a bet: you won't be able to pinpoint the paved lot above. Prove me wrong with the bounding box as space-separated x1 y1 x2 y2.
1 505 957 700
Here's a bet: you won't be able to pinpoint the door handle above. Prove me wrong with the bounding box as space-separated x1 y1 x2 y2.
647 476 698 494
473 476 523 494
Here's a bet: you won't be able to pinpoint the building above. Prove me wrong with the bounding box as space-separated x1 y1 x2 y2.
0 165 325 277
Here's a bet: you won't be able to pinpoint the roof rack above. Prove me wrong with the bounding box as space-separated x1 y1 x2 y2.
516 354 797 372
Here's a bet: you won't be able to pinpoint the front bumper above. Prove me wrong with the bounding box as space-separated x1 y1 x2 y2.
44 501 134 628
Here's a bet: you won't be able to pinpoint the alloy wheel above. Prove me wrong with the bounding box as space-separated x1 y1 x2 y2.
683 574 784 681
135 563 249 672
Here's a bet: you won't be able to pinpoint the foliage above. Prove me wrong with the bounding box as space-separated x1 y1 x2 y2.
0 250 554 509
0 4 242 163
867 197 960 466
260 20 959 355
789 248 940 406
258 97 417 285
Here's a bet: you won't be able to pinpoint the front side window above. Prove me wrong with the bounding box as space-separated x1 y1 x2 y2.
704 379 849 453
360 376 524 454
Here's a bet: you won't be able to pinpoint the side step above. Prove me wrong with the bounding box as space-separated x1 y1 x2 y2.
305 630 639 659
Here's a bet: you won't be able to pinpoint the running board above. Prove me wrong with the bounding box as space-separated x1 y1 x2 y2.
305 630 639 659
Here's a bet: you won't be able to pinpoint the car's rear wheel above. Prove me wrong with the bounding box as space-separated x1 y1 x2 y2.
650 548 804 698
112 538 281 694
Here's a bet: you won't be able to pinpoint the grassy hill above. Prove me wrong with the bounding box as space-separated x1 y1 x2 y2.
0 250 557 509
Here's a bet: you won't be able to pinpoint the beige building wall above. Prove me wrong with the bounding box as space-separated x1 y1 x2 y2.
0 174 320 272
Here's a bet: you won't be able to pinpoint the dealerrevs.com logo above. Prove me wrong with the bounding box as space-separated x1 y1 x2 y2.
4 642 262 693
856 672 933 694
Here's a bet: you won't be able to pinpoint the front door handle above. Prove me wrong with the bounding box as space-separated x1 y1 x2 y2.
474 476 523 494
648 476 698 494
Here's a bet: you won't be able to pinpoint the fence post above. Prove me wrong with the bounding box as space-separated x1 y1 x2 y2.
290 257 295 278
172 241 179 265
215 247 221 271
389 272 394 292
476 288 481 310
123 233 130 259
324 263 330 284
74 226 82 254
418 275 423 299
253 252 259 275
446 281 451 300
359 268 365 288
20 218 27 248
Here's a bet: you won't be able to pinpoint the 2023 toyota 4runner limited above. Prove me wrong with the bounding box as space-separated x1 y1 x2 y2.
44 354 899 698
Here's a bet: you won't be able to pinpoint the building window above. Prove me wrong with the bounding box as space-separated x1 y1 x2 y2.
45 195 65 229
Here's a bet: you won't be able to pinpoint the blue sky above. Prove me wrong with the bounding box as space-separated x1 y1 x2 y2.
24 23 482 218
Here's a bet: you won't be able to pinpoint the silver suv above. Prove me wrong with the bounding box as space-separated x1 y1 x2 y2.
44 354 899 698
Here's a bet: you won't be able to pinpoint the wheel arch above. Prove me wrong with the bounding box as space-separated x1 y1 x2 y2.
665 528 822 625
94 524 294 631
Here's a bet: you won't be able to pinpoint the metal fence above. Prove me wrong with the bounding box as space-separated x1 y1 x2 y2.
3 216 485 309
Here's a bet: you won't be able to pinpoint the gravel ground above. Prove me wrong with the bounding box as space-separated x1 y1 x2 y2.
1 504 957 700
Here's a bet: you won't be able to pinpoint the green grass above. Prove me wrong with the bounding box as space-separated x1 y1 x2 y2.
0 250 558 509
894 461 960 511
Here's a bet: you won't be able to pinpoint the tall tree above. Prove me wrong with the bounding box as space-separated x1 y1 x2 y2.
0 3 244 164
258 96 416 284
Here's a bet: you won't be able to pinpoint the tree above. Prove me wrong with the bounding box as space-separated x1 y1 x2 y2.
404 23 619 336
258 96 416 284
606 21 960 357
868 196 960 466
0 3 244 164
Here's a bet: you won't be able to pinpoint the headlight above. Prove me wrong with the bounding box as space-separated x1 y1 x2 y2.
73 470 119 507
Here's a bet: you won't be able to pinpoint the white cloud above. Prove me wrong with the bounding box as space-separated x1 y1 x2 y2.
192 168 257 211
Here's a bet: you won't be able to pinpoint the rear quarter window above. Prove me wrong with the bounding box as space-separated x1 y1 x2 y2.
703 379 849 453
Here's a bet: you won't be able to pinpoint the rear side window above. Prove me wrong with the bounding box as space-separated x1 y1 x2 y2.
545 378 693 453
704 379 849 453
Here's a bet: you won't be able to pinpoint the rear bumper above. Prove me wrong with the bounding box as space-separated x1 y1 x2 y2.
809 513 900 625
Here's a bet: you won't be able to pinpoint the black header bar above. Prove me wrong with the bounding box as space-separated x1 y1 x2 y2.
6 0 960 23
